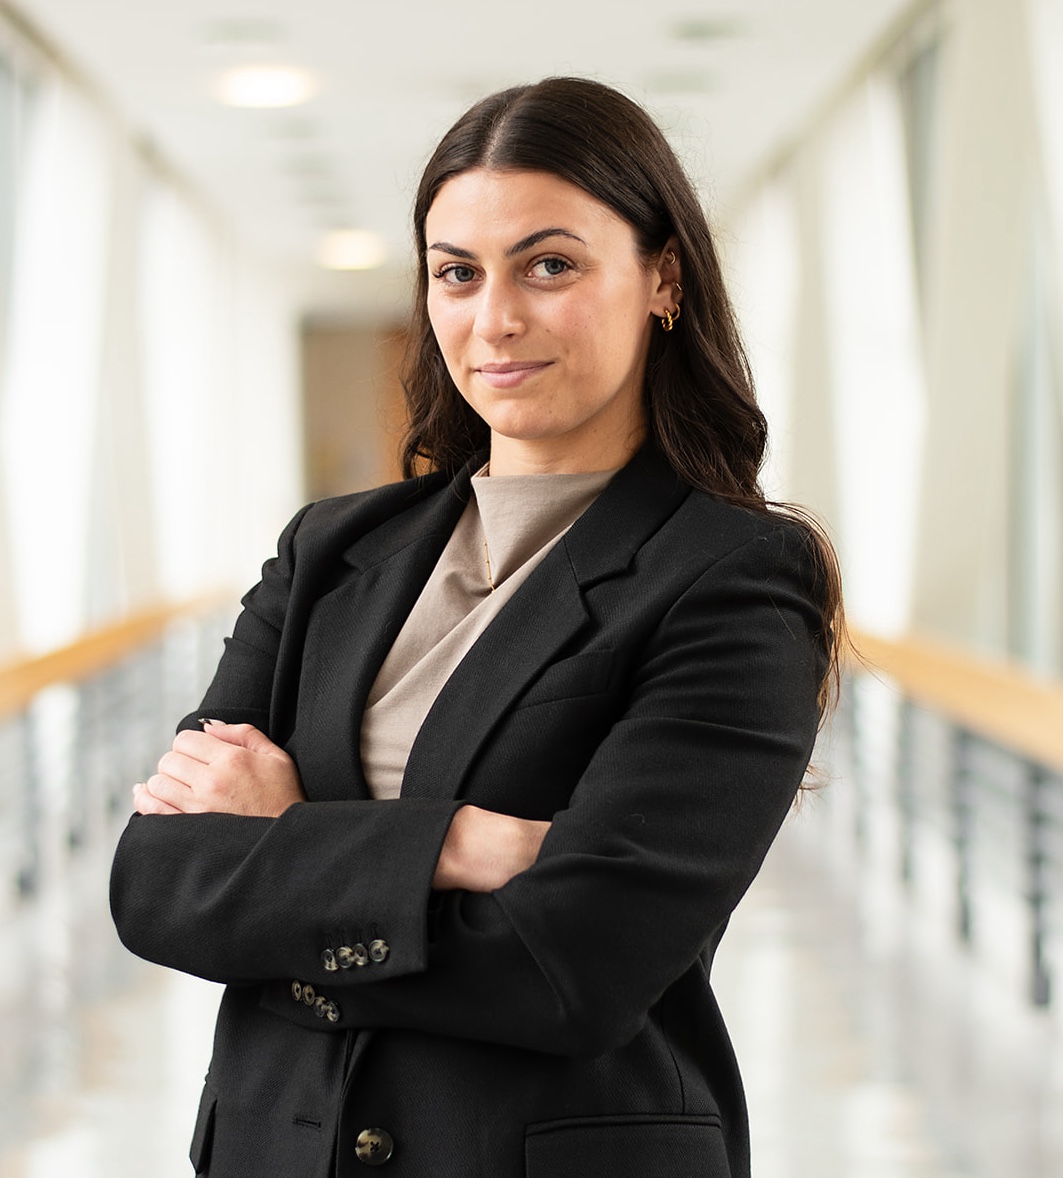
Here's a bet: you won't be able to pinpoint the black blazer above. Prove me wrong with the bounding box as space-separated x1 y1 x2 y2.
111 445 827 1178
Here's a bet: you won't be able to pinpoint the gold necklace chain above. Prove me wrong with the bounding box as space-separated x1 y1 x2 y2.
480 461 496 592
482 535 495 592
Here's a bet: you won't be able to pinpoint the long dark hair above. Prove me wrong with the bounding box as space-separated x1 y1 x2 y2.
401 77 844 712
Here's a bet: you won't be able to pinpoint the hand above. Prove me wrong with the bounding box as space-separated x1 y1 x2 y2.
433 805 551 892
133 721 306 818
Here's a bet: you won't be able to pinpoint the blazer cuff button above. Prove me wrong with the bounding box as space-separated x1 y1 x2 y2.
337 943 369 969
321 948 339 972
368 939 389 964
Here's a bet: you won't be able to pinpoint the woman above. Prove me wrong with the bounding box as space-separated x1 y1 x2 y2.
111 77 841 1178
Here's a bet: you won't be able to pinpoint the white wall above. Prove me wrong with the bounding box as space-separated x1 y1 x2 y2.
0 29 304 659
725 0 1063 673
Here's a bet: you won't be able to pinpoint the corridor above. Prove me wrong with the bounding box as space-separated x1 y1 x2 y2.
1 760 1059 1177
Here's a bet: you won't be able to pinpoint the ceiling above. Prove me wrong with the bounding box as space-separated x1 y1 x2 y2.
13 0 916 318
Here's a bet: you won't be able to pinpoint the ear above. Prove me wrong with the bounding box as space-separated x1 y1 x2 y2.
650 235 683 318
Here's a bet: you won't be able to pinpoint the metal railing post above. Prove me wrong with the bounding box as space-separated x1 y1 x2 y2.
1024 762 1052 1007
897 697 916 886
950 726 975 944
17 707 40 897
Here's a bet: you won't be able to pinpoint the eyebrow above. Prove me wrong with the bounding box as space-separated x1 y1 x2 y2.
426 228 587 260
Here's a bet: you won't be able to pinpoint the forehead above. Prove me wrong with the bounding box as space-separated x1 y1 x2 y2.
425 168 635 248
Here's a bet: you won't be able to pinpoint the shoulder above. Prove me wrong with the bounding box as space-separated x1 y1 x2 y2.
662 488 820 581
281 469 456 560
242 469 459 611
655 492 831 669
298 469 453 533
647 491 831 665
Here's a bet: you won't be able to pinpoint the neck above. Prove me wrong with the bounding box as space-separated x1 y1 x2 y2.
487 423 646 477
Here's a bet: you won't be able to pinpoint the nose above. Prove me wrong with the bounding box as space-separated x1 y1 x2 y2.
474 276 525 343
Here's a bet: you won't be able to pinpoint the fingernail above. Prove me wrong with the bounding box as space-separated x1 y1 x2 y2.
199 718 224 728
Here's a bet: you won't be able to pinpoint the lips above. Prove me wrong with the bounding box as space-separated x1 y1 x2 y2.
475 361 552 389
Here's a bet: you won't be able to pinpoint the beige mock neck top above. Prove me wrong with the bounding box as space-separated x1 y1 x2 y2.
360 468 616 799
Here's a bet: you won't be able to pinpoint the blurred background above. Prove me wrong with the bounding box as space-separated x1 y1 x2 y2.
0 0 1061 1174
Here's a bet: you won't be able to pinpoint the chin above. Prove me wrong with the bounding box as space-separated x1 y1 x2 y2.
474 402 559 437
484 418 568 445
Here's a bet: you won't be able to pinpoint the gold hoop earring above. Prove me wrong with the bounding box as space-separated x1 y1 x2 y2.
665 249 677 265
660 299 682 332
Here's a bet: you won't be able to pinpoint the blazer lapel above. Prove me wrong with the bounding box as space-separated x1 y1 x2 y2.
401 446 690 802
291 469 473 801
400 549 590 802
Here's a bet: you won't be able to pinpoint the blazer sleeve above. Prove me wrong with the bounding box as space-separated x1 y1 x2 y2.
112 518 825 1056
110 504 463 985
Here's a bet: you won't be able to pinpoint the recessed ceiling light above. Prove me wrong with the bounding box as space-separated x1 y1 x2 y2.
315 229 387 271
215 65 317 108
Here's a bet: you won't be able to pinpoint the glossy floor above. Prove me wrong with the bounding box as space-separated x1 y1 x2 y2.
0 803 1059 1177
715 807 1063 1178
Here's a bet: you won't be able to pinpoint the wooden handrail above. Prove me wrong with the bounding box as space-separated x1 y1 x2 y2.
852 628 1063 774
4 610 1059 772
0 595 234 720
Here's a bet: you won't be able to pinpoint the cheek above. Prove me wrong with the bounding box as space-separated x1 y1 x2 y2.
538 298 598 367
565 282 649 365
576 314 644 381
426 296 466 358
427 304 479 405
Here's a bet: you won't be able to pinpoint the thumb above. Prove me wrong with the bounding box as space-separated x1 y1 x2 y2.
201 719 282 756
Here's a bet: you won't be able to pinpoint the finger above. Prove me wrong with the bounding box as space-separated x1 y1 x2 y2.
145 772 202 812
157 749 213 791
171 728 226 762
133 781 182 816
201 719 283 757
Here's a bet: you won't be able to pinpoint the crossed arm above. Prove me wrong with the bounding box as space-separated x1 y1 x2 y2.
114 524 826 1056
133 720 550 892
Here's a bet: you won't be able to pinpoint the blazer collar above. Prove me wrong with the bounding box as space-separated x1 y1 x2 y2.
344 443 686 581
340 465 471 571
560 443 690 586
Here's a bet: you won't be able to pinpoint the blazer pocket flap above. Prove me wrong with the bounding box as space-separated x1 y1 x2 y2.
525 1114 727 1177
518 650 615 708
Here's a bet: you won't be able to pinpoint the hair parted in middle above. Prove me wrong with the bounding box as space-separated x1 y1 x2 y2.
402 75 765 505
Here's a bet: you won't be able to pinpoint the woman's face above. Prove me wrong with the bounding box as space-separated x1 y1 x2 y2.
425 168 676 474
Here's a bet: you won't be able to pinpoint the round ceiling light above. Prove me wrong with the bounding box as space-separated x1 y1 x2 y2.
216 65 317 108
315 229 388 271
